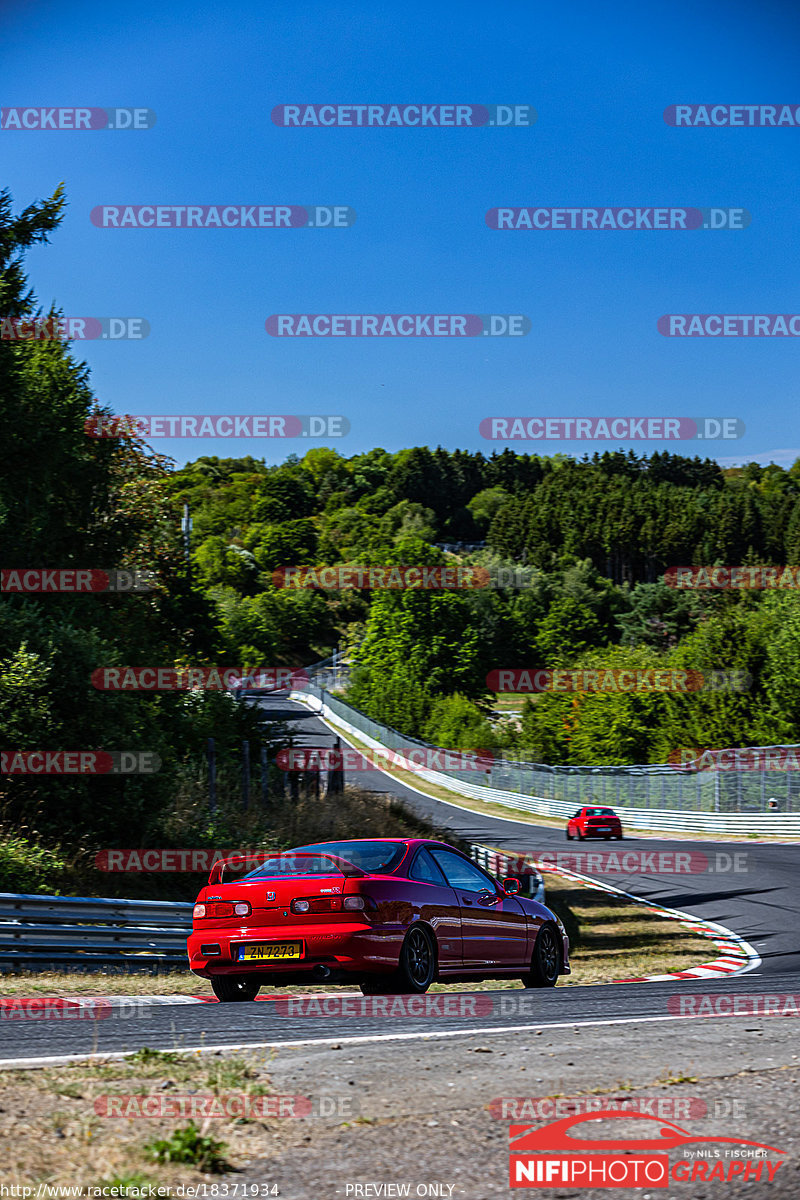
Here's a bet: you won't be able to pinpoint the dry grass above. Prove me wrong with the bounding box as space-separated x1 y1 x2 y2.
0 1048 323 1189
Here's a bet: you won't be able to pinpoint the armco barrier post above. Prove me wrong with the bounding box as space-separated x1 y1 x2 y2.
207 737 216 814
242 740 250 811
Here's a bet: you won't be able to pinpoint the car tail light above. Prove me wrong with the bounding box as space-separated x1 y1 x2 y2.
290 896 363 914
193 901 251 920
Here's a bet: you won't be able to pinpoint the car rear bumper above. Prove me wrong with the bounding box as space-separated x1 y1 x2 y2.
187 921 404 978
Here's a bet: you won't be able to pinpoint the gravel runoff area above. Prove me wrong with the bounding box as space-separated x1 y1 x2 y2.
232 1014 799 1199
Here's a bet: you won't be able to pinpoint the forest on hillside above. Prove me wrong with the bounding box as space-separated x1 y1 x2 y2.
4 187 800 877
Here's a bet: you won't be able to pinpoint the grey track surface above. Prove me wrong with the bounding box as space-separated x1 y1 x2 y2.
2 972 800 1063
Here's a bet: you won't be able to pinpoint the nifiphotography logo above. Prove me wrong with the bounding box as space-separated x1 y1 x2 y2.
508 1110 785 1188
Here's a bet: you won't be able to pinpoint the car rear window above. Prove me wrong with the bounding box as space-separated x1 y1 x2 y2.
244 840 408 879
585 808 616 817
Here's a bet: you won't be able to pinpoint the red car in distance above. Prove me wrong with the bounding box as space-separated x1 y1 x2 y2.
566 806 623 841
187 837 570 1001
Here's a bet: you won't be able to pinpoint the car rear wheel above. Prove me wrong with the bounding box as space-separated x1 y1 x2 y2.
521 922 561 988
210 975 261 1002
565 828 573 840
576 828 585 841
359 925 436 995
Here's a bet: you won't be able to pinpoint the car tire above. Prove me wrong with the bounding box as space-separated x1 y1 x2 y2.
210 975 261 1002
565 828 573 841
359 925 436 995
576 828 585 841
614 834 623 840
521 921 561 988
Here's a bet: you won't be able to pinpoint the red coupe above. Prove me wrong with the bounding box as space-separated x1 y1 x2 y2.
187 837 570 1001
566 806 623 841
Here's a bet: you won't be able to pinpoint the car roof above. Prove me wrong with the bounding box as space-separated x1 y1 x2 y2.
295 837 450 849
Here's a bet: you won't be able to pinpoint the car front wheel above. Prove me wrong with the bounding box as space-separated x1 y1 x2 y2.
521 922 561 988
211 975 261 1002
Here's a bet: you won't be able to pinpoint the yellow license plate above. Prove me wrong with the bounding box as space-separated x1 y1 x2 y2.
239 943 302 961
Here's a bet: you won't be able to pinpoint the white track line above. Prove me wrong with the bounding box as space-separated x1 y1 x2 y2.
0 1011 732 1069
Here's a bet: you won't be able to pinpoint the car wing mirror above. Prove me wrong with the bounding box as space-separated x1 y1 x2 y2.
502 877 521 895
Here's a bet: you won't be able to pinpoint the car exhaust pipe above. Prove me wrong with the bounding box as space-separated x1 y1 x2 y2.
312 964 332 980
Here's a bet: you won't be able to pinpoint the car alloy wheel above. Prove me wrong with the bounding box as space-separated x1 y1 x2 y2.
401 925 435 990
360 925 436 995
211 975 261 1002
521 921 561 988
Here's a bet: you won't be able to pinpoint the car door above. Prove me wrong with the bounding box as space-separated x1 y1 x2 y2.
407 846 463 968
428 847 529 968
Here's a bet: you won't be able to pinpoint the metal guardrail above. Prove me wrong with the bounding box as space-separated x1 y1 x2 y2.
469 847 545 904
0 893 192 973
297 689 800 836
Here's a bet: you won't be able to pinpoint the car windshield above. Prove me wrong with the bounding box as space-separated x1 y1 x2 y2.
242 840 408 879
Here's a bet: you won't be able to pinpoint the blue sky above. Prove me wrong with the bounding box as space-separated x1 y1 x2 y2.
2 0 799 468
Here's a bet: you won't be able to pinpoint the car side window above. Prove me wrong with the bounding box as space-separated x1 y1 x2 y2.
408 847 449 885
572 810 583 818
429 848 496 892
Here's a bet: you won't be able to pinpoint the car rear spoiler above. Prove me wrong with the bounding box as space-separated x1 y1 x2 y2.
207 850 367 885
